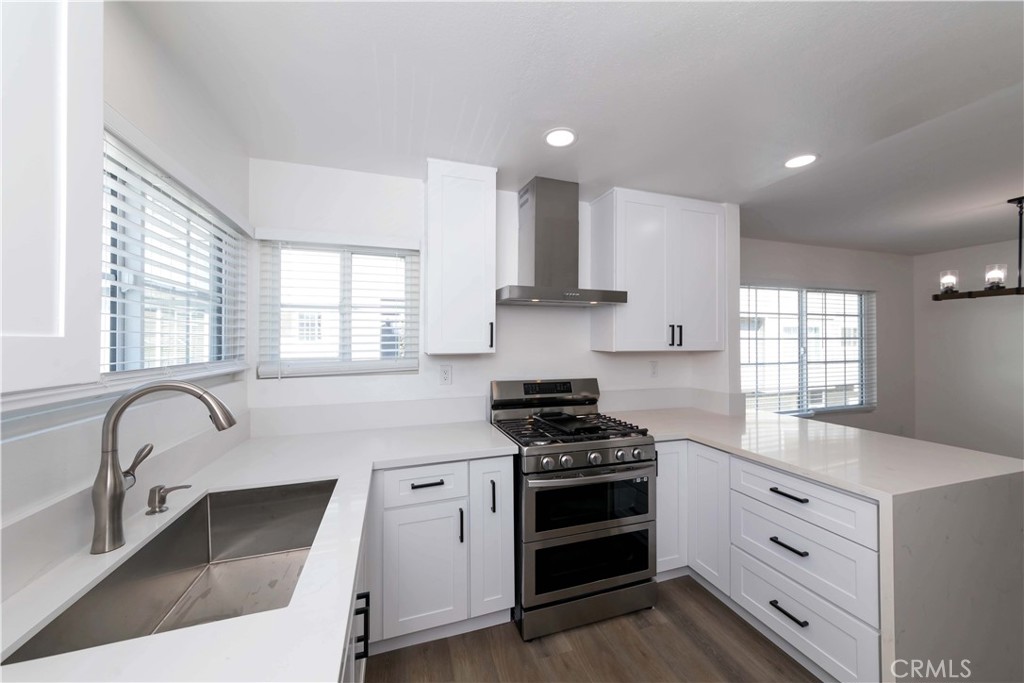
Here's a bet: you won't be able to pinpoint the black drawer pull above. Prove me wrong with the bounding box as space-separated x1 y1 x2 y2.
770 486 809 504
354 591 370 660
489 322 494 348
490 479 497 513
770 535 810 557
411 479 444 490
669 324 676 347
459 507 464 543
770 599 809 628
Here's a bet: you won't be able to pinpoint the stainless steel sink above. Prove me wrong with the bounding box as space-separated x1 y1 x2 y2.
3 479 337 665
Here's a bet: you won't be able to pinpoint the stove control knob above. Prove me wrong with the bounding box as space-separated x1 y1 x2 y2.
540 456 556 471
615 449 626 462
588 451 603 466
559 454 574 469
632 447 644 460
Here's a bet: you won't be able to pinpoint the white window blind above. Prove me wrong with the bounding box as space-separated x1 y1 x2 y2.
740 286 877 416
101 133 247 377
259 242 419 378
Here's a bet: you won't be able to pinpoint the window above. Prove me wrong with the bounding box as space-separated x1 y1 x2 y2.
258 242 419 378
101 133 246 376
740 286 876 415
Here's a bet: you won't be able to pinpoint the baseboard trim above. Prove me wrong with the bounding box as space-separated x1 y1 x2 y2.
370 609 511 656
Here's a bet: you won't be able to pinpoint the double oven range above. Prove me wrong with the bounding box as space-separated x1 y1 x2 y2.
490 378 658 640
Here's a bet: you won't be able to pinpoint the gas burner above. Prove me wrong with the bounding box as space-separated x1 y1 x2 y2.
529 439 552 446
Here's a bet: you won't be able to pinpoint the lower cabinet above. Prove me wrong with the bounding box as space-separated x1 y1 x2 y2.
382 499 469 637
370 456 515 643
687 442 731 594
655 441 688 572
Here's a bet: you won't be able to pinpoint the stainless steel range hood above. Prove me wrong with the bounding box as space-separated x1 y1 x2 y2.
496 177 627 306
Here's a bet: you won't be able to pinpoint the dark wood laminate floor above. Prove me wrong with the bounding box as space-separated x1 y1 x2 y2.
366 577 818 683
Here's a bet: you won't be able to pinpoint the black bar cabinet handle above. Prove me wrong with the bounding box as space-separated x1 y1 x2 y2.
489 322 494 348
459 507 464 543
676 325 682 345
490 479 497 513
669 324 676 347
770 535 810 558
411 479 444 490
770 599 809 628
354 591 370 660
770 486 809 504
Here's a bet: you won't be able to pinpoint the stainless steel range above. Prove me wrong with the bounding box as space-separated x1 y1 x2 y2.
490 378 658 640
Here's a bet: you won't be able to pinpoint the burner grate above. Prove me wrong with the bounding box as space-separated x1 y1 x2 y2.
495 413 649 447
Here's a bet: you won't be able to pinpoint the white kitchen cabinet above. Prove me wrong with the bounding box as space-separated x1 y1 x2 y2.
687 442 731 594
655 441 688 573
425 158 497 355
381 498 469 638
1 2 103 393
590 188 727 352
468 457 514 617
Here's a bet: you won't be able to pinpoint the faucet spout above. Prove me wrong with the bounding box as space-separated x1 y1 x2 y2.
91 380 236 554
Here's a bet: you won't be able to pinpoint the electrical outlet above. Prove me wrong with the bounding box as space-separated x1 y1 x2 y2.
649 360 659 377
440 364 452 385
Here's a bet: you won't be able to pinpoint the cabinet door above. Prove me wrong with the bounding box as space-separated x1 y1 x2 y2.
382 499 469 638
656 441 688 572
670 200 726 351
469 457 514 617
425 158 496 355
1 2 103 392
688 442 731 594
613 190 672 350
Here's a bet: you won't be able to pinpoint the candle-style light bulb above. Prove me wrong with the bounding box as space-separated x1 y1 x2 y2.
939 270 959 294
985 264 1007 290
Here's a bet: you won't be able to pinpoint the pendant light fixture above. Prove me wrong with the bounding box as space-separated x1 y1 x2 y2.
932 196 1024 301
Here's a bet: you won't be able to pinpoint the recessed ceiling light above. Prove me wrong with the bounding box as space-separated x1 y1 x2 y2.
545 128 577 148
785 154 817 169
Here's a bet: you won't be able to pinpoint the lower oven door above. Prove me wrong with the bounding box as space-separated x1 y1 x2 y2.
520 521 656 609
521 463 656 543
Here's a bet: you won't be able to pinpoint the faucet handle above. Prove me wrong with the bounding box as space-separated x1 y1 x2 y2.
146 484 192 515
122 443 154 489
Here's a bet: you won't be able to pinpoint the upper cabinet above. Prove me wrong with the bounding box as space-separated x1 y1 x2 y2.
1 2 103 393
424 159 497 355
590 188 727 352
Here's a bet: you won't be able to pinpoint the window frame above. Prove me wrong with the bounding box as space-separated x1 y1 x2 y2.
101 131 247 381
258 241 420 379
740 285 877 417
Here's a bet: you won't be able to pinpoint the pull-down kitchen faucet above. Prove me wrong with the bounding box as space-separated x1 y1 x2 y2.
91 380 236 554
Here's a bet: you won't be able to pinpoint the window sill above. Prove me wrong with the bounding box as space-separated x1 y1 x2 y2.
789 405 877 419
0 362 248 418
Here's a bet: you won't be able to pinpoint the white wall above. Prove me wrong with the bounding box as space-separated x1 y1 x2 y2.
246 162 741 434
741 237 916 437
103 2 250 227
914 240 1024 458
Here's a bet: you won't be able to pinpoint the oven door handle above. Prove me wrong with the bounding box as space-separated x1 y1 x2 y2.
525 468 653 489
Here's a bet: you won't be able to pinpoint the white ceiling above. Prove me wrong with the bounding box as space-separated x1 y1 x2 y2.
128 2 1023 254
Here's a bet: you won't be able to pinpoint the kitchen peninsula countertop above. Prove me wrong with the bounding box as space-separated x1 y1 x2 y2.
3 410 1021 681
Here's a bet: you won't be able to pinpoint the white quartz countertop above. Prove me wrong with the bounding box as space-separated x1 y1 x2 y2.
4 409 1022 681
610 408 1024 500
1 421 516 682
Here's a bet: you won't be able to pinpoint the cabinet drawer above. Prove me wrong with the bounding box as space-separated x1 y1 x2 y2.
381 461 468 508
731 493 879 627
730 457 878 550
731 547 879 683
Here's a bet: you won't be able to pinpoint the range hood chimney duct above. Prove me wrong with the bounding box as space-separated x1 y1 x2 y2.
496 177 627 306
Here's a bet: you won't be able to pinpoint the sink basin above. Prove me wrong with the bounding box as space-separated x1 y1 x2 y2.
3 479 337 665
